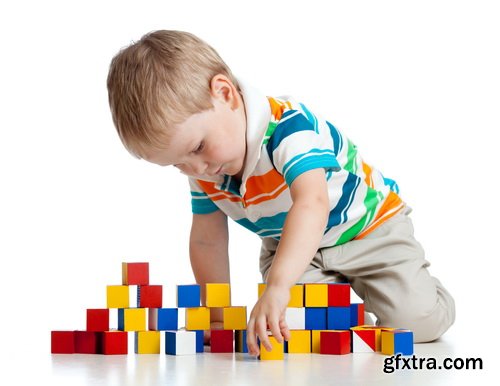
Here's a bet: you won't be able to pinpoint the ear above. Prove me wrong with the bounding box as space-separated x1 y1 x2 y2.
209 74 241 110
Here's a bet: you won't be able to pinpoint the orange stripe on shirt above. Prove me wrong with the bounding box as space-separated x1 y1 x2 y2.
268 97 290 121
196 180 241 203
354 191 404 239
244 169 288 207
362 161 374 188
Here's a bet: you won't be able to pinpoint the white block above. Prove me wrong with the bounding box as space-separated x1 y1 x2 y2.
285 308 305 330
165 330 196 355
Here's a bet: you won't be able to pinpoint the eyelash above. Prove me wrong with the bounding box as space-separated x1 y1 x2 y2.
192 142 204 154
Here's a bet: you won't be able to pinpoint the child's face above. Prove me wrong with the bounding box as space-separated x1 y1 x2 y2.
143 77 247 180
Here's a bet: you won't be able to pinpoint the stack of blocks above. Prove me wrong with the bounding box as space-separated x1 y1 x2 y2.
51 262 413 359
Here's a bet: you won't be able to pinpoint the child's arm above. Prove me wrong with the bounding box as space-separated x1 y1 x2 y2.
246 168 330 356
189 210 230 332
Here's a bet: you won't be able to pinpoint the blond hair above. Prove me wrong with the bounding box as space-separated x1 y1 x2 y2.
107 30 239 158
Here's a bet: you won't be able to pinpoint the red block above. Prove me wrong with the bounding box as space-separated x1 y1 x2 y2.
210 329 234 353
138 285 163 308
352 303 365 326
51 331 75 354
102 331 128 355
320 330 351 355
122 262 149 285
87 309 109 331
75 331 102 354
328 283 351 306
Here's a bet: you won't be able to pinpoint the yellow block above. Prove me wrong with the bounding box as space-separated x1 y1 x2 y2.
304 284 328 307
135 331 160 354
258 284 304 308
107 285 129 308
381 330 394 355
311 330 328 353
288 330 311 353
206 283 231 307
260 336 284 360
185 307 210 330
223 306 247 330
352 325 395 351
121 308 146 331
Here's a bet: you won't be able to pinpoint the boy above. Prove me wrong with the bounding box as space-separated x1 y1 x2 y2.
107 30 455 356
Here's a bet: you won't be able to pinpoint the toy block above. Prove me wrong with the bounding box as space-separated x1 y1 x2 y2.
210 329 234 353
259 336 284 360
51 331 75 354
320 330 351 355
351 325 395 351
327 306 351 330
351 327 376 352
350 303 365 327
311 330 327 353
135 331 161 354
106 285 129 308
177 284 201 308
285 307 306 330
304 284 328 307
195 330 204 353
148 308 178 331
223 306 247 330
305 307 327 330
165 330 197 355
86 309 109 331
259 283 304 307
206 283 231 307
327 283 350 306
286 330 311 353
185 307 210 330
118 308 146 331
75 331 102 354
122 262 149 285
137 285 162 308
101 331 128 355
235 330 248 353
381 329 414 356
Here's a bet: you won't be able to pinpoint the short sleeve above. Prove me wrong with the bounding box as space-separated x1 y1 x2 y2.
189 178 219 214
266 108 341 186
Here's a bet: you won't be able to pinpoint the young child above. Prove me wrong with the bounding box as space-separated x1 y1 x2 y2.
107 30 455 356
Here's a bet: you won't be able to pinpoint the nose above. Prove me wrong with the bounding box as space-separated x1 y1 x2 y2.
186 159 208 176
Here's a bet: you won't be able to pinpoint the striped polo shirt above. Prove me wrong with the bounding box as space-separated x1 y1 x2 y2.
188 81 404 247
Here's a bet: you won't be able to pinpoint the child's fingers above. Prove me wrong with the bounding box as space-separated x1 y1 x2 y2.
268 318 283 343
246 318 259 356
256 316 272 352
279 319 291 341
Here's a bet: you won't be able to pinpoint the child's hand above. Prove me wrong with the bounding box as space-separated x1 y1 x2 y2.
203 321 224 345
246 285 291 356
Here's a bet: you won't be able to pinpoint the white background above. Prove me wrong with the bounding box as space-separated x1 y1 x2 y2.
1 0 499 382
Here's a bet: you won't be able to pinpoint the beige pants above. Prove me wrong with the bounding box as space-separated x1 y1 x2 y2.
259 208 455 343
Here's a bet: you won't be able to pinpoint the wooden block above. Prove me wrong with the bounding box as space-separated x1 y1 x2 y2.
106 285 129 308
206 283 231 307
86 309 109 331
165 331 197 355
137 285 162 308
102 331 128 355
311 330 327 353
381 329 414 356
305 307 327 330
351 325 395 351
285 307 306 330
259 336 284 360
177 284 201 308
122 262 149 285
118 308 146 331
350 303 365 327
135 331 160 354
185 307 210 330
259 283 304 307
75 331 101 354
327 283 351 306
286 330 311 353
320 330 351 355
210 329 234 353
148 308 178 331
195 330 204 353
223 307 247 330
351 327 376 352
51 331 75 354
327 306 351 330
304 284 328 307
235 330 248 353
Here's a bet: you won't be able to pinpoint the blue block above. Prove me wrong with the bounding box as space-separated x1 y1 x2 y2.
394 330 414 355
118 309 125 330
177 285 201 308
156 308 178 330
195 330 204 353
327 307 351 330
235 330 248 353
350 304 361 327
165 331 177 355
305 307 327 330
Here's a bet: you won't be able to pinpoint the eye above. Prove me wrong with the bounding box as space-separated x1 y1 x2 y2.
192 141 204 154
